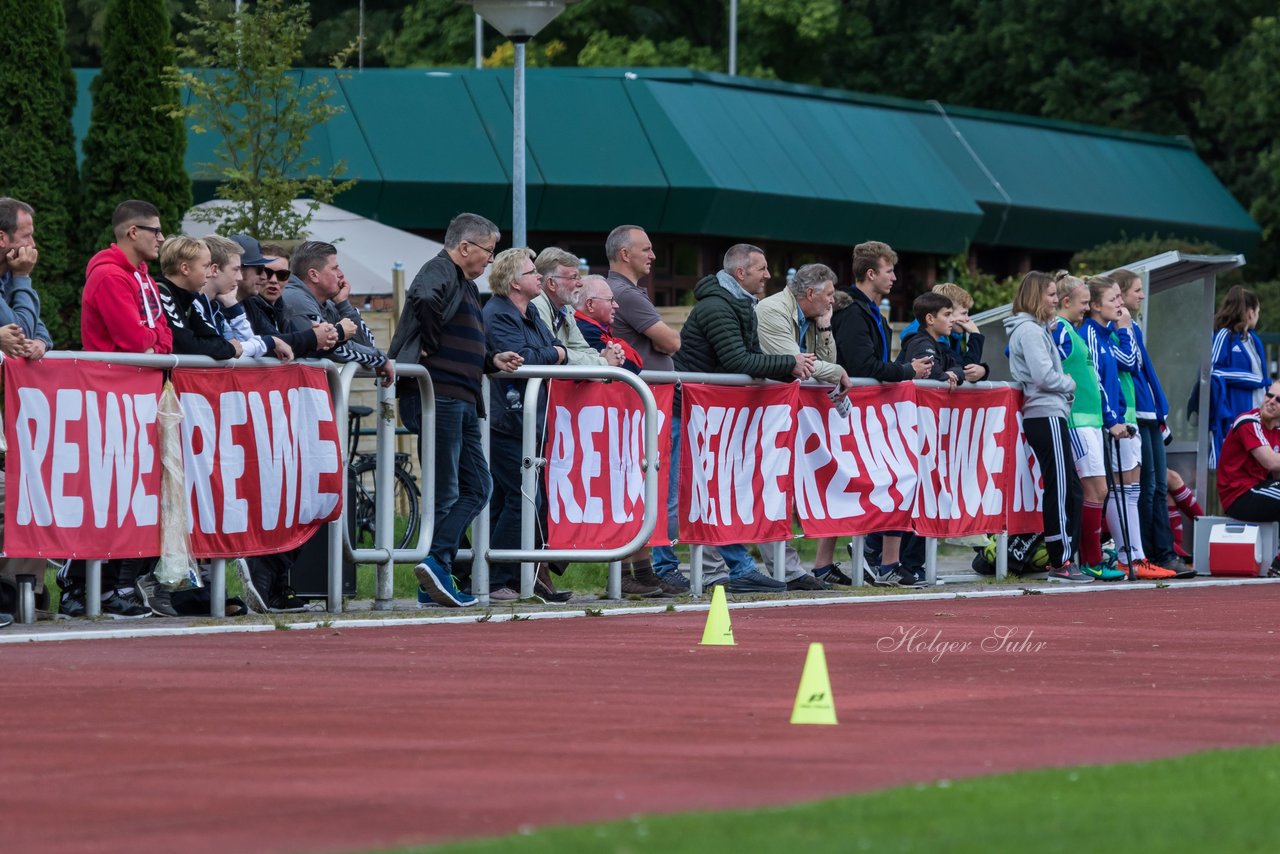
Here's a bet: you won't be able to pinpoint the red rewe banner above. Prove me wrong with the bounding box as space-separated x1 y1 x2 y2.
679 383 798 545
543 380 673 550
4 359 165 558
2 361 343 559
794 384 919 537
913 386 1017 537
1007 407 1045 535
171 367 343 558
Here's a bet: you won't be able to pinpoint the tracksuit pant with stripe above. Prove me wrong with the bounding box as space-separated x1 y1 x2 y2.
1226 479 1280 523
1023 416 1083 568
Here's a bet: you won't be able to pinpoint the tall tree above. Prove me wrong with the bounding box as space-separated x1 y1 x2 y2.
81 0 191 255
0 0 81 345
171 0 354 239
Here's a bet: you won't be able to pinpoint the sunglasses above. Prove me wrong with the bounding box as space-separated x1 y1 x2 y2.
263 269 290 282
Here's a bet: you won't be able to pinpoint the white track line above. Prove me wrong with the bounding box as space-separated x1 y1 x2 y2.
1 577 1274 645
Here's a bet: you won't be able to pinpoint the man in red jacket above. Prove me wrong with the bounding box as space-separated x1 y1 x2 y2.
59 200 173 619
80 199 172 354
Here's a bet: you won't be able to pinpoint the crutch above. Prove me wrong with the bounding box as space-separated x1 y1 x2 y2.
1104 426 1137 579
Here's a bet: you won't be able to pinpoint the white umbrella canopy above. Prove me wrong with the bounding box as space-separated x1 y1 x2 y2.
180 199 490 295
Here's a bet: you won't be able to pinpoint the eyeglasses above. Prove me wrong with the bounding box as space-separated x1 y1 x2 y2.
518 268 540 278
549 273 582 282
587 296 618 306
265 269 290 282
463 240 496 261
133 225 164 237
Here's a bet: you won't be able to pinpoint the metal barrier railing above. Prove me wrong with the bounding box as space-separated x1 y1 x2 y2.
29 352 354 617
474 365 662 603
17 354 1017 618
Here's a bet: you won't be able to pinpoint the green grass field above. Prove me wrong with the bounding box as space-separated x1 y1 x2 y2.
374 745 1279 853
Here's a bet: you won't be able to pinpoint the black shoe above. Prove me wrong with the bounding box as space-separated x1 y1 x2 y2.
874 564 927 588
59 587 87 618
0 612 12 629
135 572 179 617
814 562 853 586
728 569 787 593
656 568 691 592
267 586 309 613
534 564 573 603
101 591 151 619
1155 556 1196 579
786 573 830 591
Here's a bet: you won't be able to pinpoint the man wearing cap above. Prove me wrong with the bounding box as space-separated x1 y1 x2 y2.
233 235 338 357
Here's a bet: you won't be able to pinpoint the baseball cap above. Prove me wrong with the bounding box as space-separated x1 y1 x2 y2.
229 234 273 267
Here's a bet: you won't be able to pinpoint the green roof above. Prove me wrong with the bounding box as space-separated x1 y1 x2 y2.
71 67 1258 254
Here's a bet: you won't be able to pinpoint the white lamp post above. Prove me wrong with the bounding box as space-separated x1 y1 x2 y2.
464 1 579 248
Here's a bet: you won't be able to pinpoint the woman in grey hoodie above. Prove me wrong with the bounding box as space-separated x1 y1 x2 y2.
1004 271 1088 581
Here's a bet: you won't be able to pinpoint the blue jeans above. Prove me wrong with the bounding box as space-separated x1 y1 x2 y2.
652 413 757 580
1138 419 1175 562
428 396 492 572
652 413 682 575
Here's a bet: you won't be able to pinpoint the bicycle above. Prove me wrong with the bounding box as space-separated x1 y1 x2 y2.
347 405 421 552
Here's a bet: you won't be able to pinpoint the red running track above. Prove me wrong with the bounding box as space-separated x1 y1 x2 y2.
6 585 1280 854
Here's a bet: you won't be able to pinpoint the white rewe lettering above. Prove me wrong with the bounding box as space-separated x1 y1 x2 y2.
14 388 52 526
546 406 580 524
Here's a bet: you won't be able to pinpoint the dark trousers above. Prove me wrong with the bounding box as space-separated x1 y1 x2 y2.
247 546 302 598
1137 419 1175 561
488 430 544 590
1225 481 1280 522
1023 415 1083 567
64 558 155 593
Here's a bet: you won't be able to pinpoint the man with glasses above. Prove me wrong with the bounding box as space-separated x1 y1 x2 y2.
235 236 339 357
64 200 174 618
531 247 621 368
576 275 642 373
81 199 172 355
388 213 522 608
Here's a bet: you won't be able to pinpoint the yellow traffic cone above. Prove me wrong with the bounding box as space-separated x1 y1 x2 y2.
790 642 838 725
699 585 735 646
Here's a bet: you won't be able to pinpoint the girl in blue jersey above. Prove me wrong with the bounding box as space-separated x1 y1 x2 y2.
1081 276 1175 580
1112 269 1193 577
1209 286 1269 464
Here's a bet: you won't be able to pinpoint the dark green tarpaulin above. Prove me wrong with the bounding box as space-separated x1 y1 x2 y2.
71 67 1258 254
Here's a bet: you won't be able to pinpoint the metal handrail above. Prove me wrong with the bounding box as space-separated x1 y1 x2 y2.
476 365 662 602
30 352 350 617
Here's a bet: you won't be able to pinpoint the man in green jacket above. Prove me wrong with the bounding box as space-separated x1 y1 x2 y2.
674 244 816 593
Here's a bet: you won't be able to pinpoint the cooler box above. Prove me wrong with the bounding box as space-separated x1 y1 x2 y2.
1192 517 1278 577
1208 523 1263 577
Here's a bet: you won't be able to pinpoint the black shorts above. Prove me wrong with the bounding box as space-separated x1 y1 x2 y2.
1225 480 1280 523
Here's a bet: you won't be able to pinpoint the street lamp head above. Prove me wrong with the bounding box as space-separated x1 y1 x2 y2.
464 0 579 40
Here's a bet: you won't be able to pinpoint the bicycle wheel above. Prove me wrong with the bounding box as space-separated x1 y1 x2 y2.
349 457 421 551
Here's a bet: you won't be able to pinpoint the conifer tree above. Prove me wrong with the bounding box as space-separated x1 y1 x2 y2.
0 0 82 345
81 0 191 256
